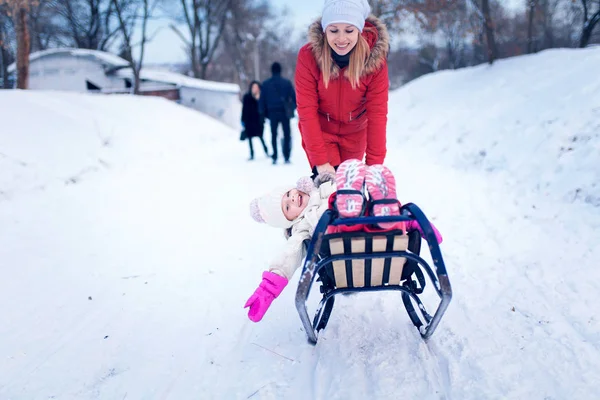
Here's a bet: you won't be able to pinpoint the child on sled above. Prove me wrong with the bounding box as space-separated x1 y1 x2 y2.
245 159 443 322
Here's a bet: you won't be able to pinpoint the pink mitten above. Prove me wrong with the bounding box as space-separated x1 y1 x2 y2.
244 271 289 322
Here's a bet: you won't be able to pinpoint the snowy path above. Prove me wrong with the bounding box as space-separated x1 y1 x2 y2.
2 132 598 399
2 56 600 399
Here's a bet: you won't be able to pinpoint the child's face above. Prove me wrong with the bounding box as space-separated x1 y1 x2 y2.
282 189 309 221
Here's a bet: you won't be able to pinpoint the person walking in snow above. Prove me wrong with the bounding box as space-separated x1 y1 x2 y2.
295 0 390 178
244 160 443 323
241 80 269 161
259 62 296 165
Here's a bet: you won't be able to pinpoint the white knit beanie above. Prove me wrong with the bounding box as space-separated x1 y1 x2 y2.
249 186 293 229
321 0 371 32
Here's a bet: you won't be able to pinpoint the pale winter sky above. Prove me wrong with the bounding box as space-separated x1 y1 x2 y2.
143 0 524 65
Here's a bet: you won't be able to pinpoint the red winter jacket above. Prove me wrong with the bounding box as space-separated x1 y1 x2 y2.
295 16 390 168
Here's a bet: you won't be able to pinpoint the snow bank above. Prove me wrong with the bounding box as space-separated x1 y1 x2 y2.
389 47 600 208
0 90 234 200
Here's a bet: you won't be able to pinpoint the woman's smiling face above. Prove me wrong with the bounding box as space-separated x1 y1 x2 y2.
281 189 309 221
325 23 359 56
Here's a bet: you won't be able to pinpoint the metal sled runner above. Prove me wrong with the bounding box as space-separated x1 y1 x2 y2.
295 203 452 345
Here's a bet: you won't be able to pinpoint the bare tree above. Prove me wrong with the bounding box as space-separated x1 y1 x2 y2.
579 0 600 47
220 0 270 84
468 0 498 63
0 0 32 88
527 0 537 52
369 0 404 32
382 0 596 85
25 0 60 51
532 0 562 50
541 0 556 48
49 0 122 50
249 22 298 83
0 6 15 88
369 0 464 33
216 0 302 88
209 17 299 90
65 0 105 48
112 0 156 94
437 1 469 68
169 0 232 79
14 2 28 88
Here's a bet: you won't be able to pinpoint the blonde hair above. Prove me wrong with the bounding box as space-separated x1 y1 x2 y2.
320 34 371 89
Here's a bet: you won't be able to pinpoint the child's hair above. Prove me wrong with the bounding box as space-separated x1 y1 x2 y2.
249 177 316 229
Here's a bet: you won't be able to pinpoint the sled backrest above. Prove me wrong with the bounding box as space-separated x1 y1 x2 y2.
320 231 408 288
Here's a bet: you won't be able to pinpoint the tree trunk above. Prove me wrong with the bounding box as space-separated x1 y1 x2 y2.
446 42 455 69
133 0 150 95
111 0 144 95
580 10 600 48
15 6 30 89
133 69 140 94
200 62 207 80
0 22 9 88
527 1 536 53
481 0 498 64
191 46 200 78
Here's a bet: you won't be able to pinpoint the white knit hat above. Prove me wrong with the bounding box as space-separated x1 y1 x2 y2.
321 0 371 32
249 186 294 229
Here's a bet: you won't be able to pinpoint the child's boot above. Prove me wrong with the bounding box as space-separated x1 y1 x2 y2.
334 159 366 218
365 164 403 230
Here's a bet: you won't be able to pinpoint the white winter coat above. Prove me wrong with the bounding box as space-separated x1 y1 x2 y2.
269 181 336 279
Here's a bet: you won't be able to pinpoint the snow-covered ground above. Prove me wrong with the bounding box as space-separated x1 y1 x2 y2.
1 47 599 400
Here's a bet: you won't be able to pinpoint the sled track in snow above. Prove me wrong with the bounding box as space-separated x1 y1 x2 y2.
307 296 454 399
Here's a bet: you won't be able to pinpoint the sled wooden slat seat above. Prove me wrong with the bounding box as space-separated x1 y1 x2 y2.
323 232 408 289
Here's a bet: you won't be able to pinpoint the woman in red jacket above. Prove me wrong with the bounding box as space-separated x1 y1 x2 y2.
295 0 390 177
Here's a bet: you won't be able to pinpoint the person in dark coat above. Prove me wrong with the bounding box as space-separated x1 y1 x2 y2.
259 62 296 165
241 80 269 160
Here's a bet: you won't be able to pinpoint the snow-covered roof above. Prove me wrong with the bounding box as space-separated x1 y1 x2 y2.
7 48 129 73
114 68 240 94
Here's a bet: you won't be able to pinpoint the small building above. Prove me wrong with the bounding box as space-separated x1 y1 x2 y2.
115 67 241 129
8 48 241 129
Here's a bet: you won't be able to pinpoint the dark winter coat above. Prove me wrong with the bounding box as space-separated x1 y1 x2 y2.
259 74 296 119
295 15 390 168
241 92 264 139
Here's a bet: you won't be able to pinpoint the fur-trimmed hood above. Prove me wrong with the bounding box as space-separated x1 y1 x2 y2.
308 15 390 78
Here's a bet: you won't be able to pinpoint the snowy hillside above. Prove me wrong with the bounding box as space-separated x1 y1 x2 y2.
0 91 231 201
388 47 600 208
1 47 599 400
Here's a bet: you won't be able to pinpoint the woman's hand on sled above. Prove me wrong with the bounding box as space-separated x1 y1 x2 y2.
316 163 336 176
314 171 335 188
244 271 289 322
